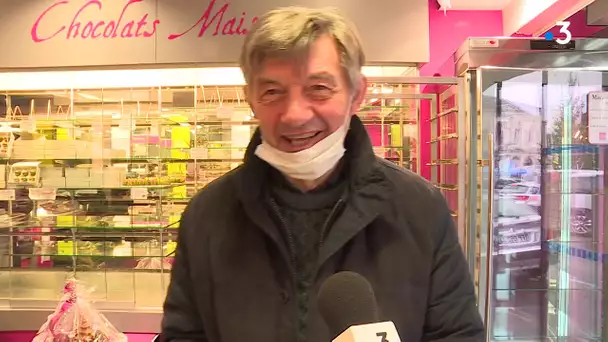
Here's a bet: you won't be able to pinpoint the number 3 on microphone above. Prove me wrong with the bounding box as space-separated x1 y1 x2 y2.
376 332 389 342
555 21 572 45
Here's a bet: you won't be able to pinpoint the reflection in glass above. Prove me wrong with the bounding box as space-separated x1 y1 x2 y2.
481 69 605 341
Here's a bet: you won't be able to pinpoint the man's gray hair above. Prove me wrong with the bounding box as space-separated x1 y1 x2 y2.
239 7 366 94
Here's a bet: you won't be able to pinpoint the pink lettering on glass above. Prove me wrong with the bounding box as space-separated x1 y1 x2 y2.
168 0 258 39
31 0 160 42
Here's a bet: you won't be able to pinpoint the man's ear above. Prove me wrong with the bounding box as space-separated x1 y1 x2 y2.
350 76 367 113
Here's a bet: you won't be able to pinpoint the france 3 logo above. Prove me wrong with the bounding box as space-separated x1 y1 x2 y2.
543 21 572 45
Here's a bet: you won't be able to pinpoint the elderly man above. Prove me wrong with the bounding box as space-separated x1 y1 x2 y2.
161 6 484 342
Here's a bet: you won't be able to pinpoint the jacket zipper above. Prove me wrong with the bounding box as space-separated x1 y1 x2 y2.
268 197 297 280
268 197 301 342
318 198 345 250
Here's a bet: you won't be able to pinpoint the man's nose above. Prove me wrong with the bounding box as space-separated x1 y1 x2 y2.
281 91 314 125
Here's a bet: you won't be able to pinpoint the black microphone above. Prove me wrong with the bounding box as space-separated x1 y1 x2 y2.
317 271 401 341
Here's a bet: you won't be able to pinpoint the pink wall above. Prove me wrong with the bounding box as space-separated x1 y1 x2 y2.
417 4 603 180
420 7 503 77
418 2 503 179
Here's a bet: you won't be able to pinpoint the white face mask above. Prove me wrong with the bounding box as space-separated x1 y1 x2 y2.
254 117 350 180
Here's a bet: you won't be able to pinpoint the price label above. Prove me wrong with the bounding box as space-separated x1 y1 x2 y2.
0 189 16 201
118 113 132 131
216 106 234 119
20 117 37 132
130 187 149 200
190 147 208 159
57 240 75 256
172 185 187 199
28 188 57 200
56 215 74 228
150 123 160 135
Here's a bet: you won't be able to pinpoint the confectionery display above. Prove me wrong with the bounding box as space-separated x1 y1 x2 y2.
0 81 418 311
8 162 41 186
122 175 186 186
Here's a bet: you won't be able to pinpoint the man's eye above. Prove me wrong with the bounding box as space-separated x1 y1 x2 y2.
311 85 331 92
264 89 281 95
308 85 333 99
259 89 284 102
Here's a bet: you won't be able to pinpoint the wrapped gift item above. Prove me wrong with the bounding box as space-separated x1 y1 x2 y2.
135 257 173 270
32 278 127 342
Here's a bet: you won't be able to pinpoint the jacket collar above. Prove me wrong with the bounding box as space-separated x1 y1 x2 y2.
234 115 384 201
233 115 394 267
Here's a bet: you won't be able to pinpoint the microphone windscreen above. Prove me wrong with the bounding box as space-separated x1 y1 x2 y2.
317 271 380 338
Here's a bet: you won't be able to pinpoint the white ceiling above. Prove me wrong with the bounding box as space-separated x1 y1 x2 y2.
445 0 514 10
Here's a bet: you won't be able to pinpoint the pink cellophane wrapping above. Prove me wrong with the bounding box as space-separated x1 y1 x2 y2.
135 257 173 270
32 278 127 342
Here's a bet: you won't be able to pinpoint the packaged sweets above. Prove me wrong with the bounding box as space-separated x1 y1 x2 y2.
32 278 127 342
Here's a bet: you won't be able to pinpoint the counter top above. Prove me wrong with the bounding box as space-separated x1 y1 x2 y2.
0 308 161 333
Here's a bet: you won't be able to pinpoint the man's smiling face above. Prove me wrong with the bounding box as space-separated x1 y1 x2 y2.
247 34 365 153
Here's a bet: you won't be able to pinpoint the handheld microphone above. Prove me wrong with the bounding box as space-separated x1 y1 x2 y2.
317 271 401 342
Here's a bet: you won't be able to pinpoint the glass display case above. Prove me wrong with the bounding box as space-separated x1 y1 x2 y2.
456 38 608 342
364 79 421 171
0 84 255 309
0 67 425 318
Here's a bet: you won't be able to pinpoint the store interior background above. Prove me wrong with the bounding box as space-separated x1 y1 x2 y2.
1 0 608 340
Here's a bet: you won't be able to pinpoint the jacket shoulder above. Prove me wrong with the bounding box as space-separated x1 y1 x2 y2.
375 157 445 206
179 167 242 235
191 167 240 203
374 157 452 245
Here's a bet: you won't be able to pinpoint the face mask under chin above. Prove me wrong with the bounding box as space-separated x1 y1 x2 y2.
254 117 350 180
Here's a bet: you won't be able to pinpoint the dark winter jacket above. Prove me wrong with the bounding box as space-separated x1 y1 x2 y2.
161 115 484 342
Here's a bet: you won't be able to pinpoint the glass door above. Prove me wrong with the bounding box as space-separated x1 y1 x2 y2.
469 67 607 341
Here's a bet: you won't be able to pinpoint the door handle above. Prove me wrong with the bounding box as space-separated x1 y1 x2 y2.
484 133 495 341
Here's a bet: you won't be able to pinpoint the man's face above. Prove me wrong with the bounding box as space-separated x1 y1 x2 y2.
247 34 366 153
